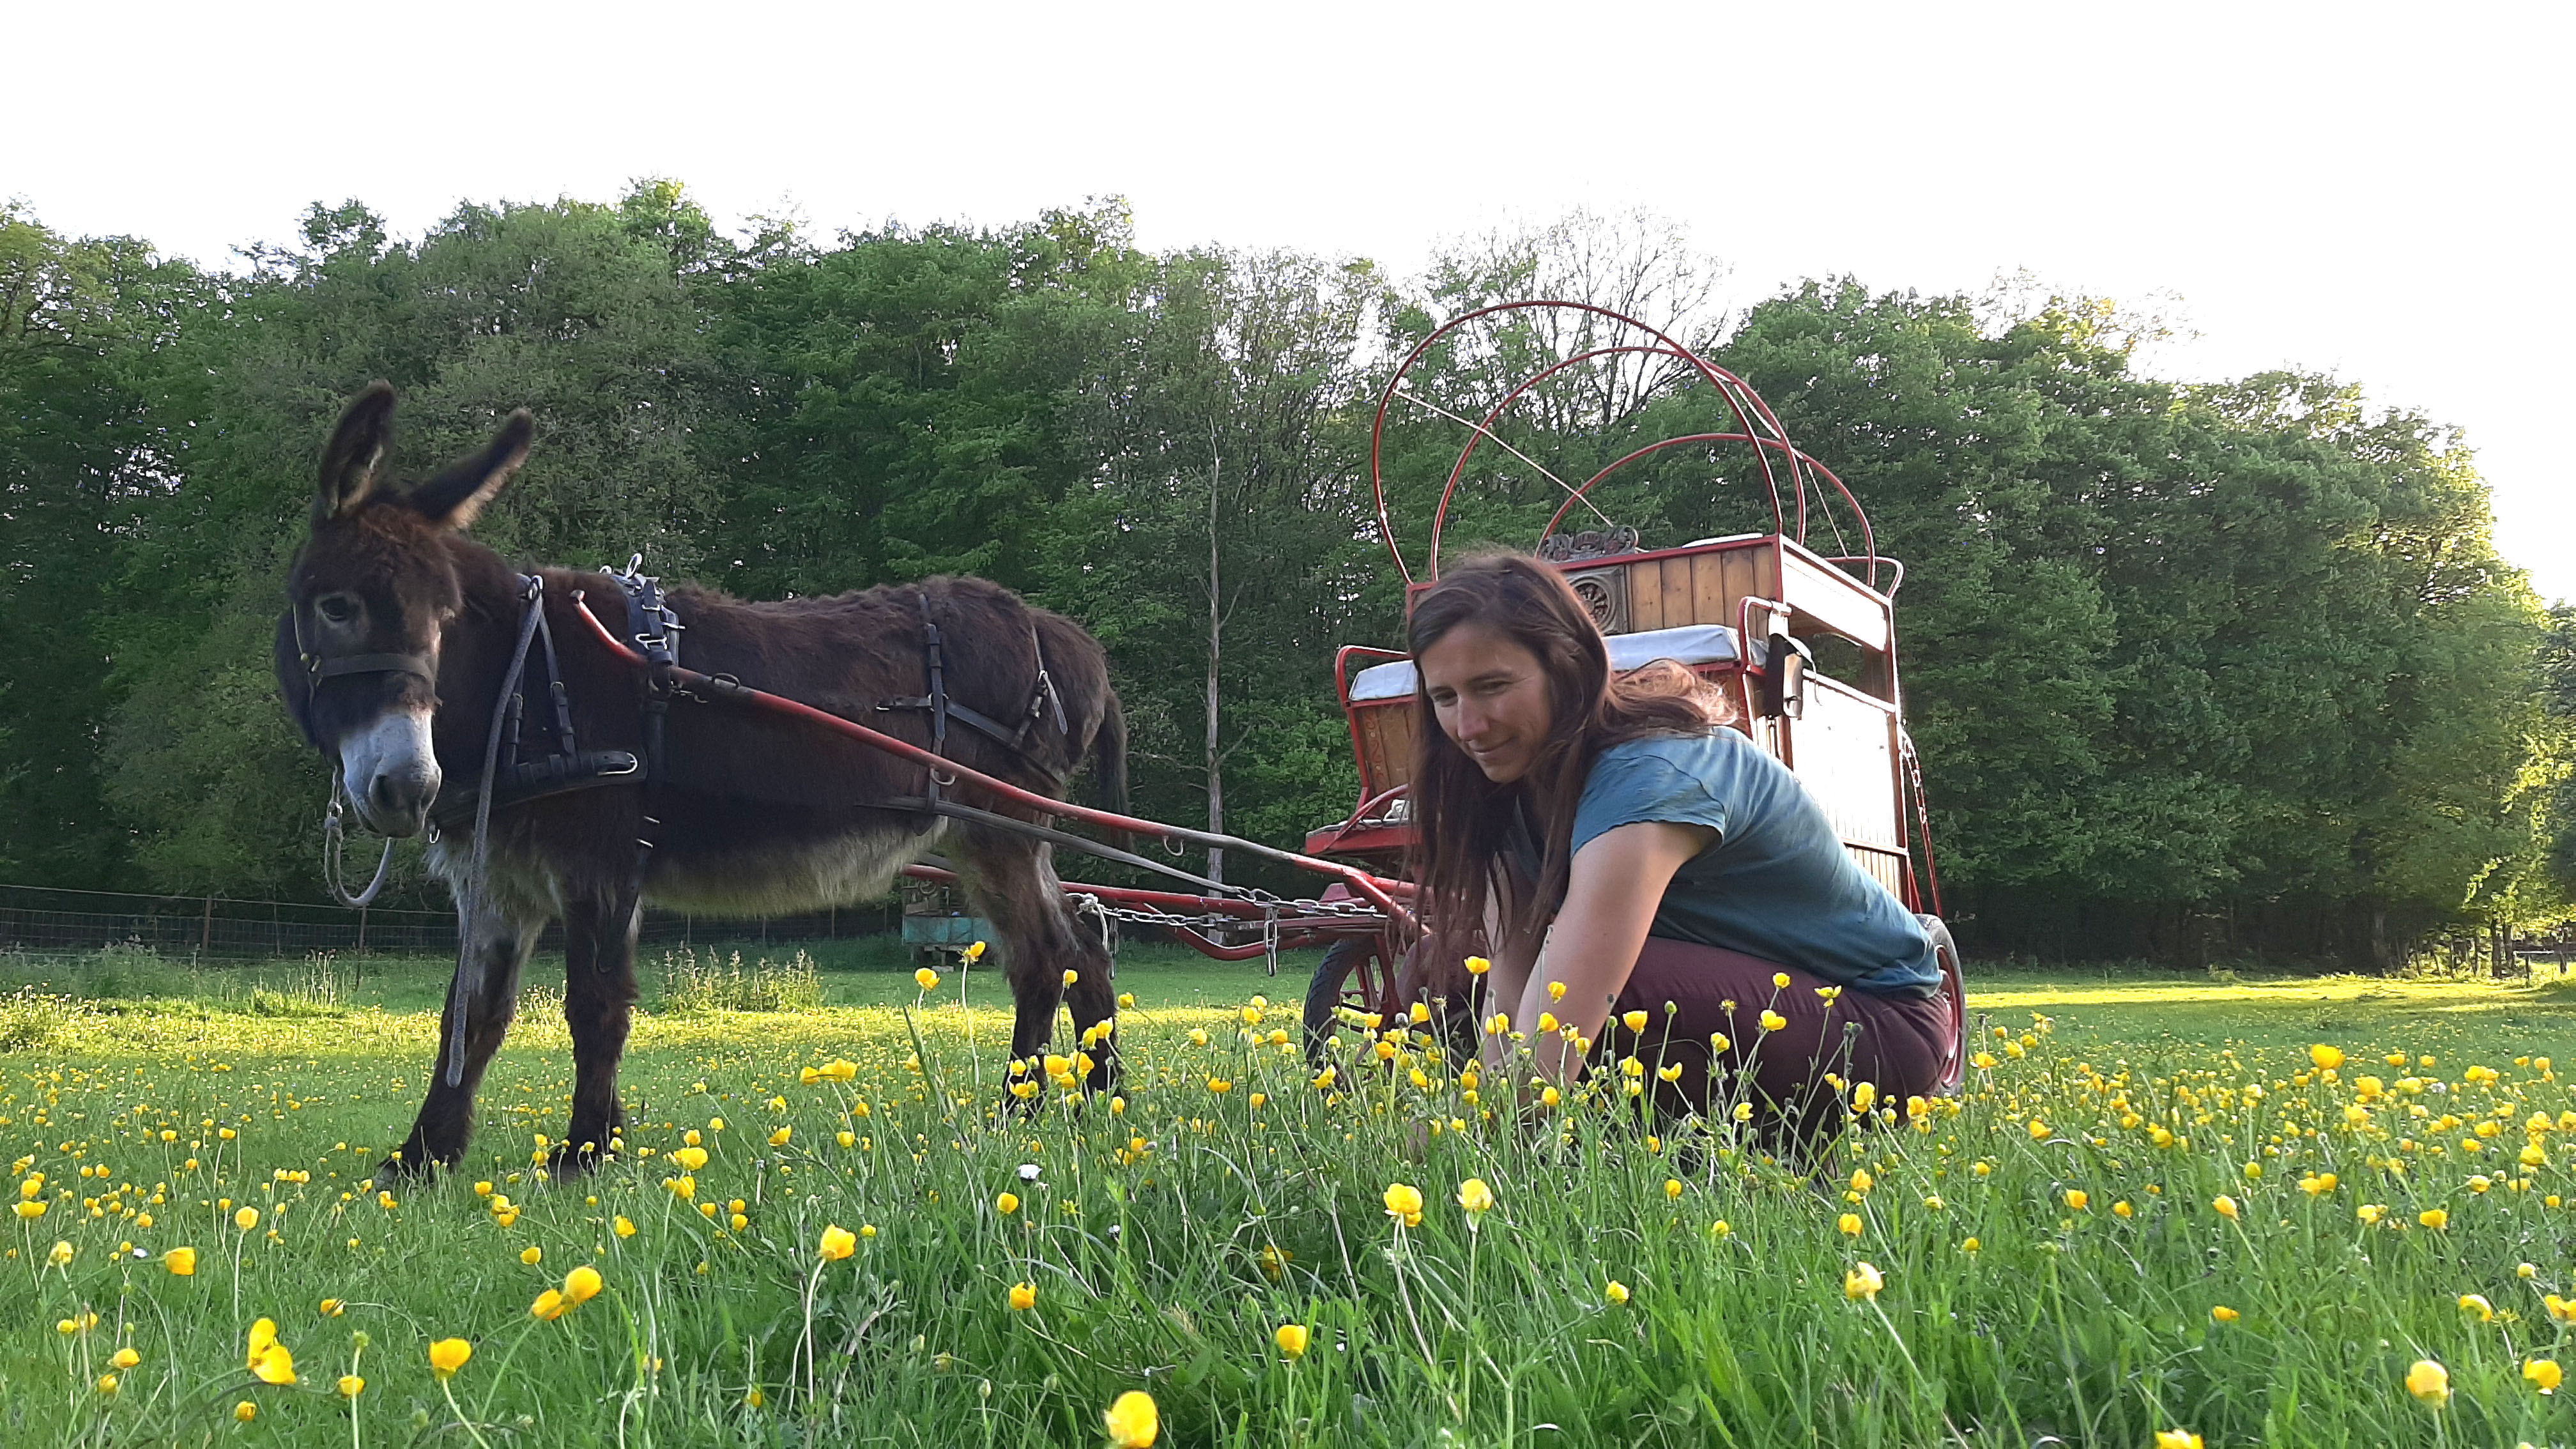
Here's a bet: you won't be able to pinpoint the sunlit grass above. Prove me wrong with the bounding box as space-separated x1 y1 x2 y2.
8 962 2576 1445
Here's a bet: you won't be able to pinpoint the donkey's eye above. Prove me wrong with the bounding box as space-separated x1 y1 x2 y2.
316 595 359 625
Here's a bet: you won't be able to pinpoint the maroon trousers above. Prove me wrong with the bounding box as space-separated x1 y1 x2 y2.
1593 937 1956 1143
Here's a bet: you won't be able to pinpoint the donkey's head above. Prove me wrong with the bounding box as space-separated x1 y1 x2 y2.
276 383 533 838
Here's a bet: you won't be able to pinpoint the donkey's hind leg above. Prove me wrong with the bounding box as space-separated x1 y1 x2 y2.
954 826 1120 1099
555 884 644 1176
390 893 544 1176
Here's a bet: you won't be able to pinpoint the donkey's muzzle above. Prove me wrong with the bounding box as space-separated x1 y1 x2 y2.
362 765 439 838
339 709 440 839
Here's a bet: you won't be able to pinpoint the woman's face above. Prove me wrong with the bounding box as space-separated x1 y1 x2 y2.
1418 622 1555 784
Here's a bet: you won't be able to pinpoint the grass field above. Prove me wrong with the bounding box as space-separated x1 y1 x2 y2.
8 944 2576 1446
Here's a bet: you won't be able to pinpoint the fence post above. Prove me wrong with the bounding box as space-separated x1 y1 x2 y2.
200 896 213 958
357 906 368 957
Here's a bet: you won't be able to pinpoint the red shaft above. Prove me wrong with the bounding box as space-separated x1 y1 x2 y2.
569 594 1413 922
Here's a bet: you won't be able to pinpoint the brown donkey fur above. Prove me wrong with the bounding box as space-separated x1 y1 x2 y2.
275 384 1127 1176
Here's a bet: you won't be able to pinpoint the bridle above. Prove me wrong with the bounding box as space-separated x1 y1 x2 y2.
293 610 439 910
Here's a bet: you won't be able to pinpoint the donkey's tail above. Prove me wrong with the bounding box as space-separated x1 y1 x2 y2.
1091 689 1130 841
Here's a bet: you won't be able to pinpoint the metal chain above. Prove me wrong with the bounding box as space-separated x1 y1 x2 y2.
1063 893 1386 937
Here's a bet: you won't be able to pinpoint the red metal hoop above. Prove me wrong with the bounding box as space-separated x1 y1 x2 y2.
1367 300 1881 592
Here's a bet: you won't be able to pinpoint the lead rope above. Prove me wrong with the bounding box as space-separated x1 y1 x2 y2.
1071 893 1116 957
443 576 548 1088
321 772 397 907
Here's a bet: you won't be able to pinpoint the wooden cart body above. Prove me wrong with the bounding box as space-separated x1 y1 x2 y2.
1310 530 1921 910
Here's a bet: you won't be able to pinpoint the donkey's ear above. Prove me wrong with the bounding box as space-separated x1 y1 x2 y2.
411 408 534 530
316 381 397 521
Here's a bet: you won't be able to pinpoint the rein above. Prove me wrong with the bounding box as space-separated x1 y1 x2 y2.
441 575 549 1087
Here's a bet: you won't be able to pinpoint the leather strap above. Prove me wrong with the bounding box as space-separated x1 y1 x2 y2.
291 596 436 692
877 603 1070 765
309 650 438 686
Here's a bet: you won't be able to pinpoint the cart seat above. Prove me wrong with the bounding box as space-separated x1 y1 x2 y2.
1345 623 1745 702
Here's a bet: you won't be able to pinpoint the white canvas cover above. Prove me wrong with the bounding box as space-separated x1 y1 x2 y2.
1347 623 1745 702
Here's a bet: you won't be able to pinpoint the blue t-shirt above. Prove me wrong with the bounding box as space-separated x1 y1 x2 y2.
1533 730 1940 996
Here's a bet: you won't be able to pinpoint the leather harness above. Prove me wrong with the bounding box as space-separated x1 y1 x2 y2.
303 565 1071 859
874 590 1070 811
302 563 1071 1087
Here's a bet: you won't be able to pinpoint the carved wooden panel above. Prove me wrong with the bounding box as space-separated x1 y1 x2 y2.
1537 527 1641 562
1562 567 1629 633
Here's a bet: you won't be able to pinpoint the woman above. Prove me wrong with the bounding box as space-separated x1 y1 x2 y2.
1409 553 1952 1142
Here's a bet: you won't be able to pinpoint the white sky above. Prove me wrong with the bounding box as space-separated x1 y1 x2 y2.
19 0 2570 602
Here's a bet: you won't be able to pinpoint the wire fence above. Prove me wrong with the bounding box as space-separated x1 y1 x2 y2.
0 882 901 964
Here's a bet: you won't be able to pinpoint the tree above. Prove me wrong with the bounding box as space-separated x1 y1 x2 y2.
0 203 206 884
0 188 2552 974
1038 245 1382 878
1719 284 2547 966
702 203 1142 601
2499 604 2576 932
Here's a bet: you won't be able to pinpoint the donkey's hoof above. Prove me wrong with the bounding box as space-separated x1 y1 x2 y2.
374 1148 454 1183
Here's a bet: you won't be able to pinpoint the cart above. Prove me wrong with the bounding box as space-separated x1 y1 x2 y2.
1291 303 1963 1082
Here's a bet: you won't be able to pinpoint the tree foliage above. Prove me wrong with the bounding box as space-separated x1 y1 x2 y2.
0 194 2557 965
0 203 206 884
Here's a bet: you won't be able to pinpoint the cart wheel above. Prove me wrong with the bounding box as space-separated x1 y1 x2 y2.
1303 938 1362 1066
1303 935 1479 1069
1306 935 1407 1066
1917 914 1965 1096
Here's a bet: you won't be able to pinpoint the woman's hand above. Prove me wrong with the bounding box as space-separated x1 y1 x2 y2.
1514 820 1712 1087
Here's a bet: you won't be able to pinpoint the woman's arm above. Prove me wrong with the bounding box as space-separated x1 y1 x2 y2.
1512 820 1713 1086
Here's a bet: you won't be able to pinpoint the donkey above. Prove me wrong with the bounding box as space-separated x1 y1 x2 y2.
275 383 1127 1176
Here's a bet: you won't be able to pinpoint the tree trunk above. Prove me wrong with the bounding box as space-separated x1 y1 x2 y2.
1204 448 1224 887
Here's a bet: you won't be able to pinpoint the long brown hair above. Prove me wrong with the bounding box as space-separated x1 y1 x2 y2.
1407 553 1735 960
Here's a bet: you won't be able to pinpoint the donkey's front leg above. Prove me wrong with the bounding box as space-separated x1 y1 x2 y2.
555 886 642 1175
389 898 541 1177
961 831 1121 1105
